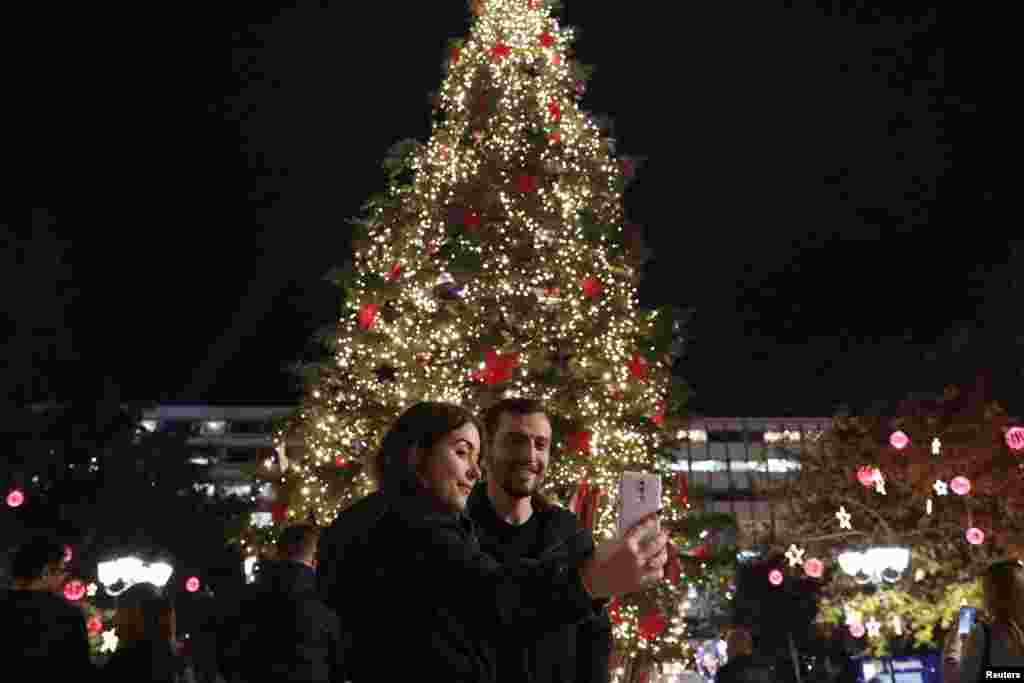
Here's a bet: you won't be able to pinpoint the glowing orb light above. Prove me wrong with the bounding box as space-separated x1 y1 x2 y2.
185 576 201 593
950 476 971 496
889 431 910 450
6 489 25 508
966 528 985 545
768 569 784 586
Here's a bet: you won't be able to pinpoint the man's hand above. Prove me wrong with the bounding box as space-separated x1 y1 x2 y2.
582 512 668 599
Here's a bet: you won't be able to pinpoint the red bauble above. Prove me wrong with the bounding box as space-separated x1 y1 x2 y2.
451 47 461 64
581 277 604 300
638 611 668 640
688 544 710 560
856 465 879 487
628 354 649 381
567 430 592 456
491 43 512 61
549 131 562 144
552 54 562 66
607 597 623 625
63 580 86 602
539 32 556 47
358 304 379 330
547 99 561 122
516 174 539 194
464 211 482 231
271 502 289 523
87 616 103 636
335 455 348 467
386 262 402 281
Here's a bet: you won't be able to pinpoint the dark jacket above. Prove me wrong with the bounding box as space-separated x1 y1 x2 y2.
101 639 190 683
466 484 612 683
316 491 603 683
716 654 789 683
219 560 343 683
0 588 95 680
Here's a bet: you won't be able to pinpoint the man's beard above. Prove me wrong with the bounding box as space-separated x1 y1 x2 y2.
501 465 542 499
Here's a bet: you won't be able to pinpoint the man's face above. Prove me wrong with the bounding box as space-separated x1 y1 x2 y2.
45 560 68 593
489 412 552 499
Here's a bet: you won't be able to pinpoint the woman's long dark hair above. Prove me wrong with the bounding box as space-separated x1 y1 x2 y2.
370 402 486 496
115 582 184 682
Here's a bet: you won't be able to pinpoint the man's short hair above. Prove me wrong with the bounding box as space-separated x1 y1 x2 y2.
277 524 320 561
11 536 66 580
482 398 549 444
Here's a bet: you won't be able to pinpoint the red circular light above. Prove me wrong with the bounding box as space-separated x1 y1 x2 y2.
768 569 784 586
966 527 985 545
6 489 25 508
63 579 86 601
950 476 971 496
856 466 878 487
804 558 824 579
849 622 866 638
1006 427 1024 452
185 576 201 593
889 431 909 450
87 616 103 635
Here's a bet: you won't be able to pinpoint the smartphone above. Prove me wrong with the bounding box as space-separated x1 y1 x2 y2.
958 606 977 635
617 471 662 537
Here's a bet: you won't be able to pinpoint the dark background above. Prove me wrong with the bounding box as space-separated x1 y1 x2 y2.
4 1 1018 417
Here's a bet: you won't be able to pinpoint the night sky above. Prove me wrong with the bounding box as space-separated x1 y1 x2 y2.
9 2 1018 417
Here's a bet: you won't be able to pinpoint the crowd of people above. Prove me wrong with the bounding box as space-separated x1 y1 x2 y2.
4 397 1022 682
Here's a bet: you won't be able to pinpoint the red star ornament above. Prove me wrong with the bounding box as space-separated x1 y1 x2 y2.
567 430 592 456
650 400 666 426
358 303 379 330
539 32 556 48
607 597 623 624
516 174 539 194
473 347 519 385
552 54 562 66
581 276 604 300
628 354 649 380
491 42 512 61
638 611 668 640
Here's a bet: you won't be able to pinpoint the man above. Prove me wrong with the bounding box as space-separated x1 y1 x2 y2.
467 397 613 683
0 536 94 679
219 524 343 683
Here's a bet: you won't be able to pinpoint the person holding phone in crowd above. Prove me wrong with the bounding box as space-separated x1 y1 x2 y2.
944 559 1024 682
467 397 613 683
316 401 667 683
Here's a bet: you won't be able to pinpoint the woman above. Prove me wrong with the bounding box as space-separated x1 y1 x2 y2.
317 401 668 683
103 582 194 683
947 559 1024 682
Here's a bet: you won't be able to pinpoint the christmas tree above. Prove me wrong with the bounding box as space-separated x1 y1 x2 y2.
763 380 1024 655
255 0 738 673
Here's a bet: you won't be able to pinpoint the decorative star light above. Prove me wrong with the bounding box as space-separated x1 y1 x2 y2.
785 544 805 567
931 437 941 455
86 582 98 598
866 617 882 638
836 506 852 530
100 629 119 653
933 480 949 496
873 469 886 495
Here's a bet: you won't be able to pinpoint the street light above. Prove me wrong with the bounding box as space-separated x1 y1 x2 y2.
837 547 910 585
97 556 174 596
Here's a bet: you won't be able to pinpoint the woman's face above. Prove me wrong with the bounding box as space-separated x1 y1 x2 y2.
414 422 482 514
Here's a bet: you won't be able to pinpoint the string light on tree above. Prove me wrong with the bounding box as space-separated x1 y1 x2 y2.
931 437 941 455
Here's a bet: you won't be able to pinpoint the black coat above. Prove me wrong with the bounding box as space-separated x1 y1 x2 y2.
466 484 612 683
316 491 603 683
0 589 95 681
218 560 343 683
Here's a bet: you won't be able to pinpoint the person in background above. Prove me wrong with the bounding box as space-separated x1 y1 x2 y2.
467 397 612 683
947 559 1024 682
219 523 342 683
316 401 668 683
102 582 192 682
0 535 94 680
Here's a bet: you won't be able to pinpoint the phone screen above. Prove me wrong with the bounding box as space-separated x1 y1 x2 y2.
958 607 977 635
617 472 661 537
